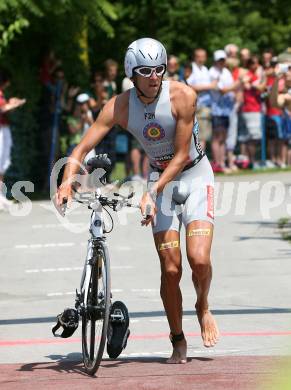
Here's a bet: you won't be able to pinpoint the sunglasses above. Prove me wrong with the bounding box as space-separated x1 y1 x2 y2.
134 64 166 78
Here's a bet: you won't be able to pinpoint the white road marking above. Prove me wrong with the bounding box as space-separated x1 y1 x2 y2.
15 242 131 250
112 266 134 270
144 318 190 323
32 223 87 229
47 288 123 297
131 289 158 293
26 265 133 273
47 292 63 297
116 349 244 359
15 243 76 249
114 246 131 251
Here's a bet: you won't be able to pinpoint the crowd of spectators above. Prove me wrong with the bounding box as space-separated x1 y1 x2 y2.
2 44 290 208
168 46 291 173
0 40 289 212
36 45 291 188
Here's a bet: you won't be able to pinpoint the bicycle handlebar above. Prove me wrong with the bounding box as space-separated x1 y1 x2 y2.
62 189 140 214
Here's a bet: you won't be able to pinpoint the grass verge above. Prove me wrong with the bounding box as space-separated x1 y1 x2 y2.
278 217 291 242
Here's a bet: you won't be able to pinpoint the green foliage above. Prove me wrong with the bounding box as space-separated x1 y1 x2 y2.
0 0 117 189
89 0 291 69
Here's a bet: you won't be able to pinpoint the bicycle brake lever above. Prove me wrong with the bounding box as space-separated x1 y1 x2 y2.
60 199 68 217
113 192 135 200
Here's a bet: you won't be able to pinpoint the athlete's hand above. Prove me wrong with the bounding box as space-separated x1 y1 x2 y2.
140 192 156 226
56 182 73 211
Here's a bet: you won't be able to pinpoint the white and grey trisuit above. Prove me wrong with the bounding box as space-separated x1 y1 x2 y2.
127 80 215 233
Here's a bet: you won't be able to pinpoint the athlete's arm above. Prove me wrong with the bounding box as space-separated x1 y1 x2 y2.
56 96 117 206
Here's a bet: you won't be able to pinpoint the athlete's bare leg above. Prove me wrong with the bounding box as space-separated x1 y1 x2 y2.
154 230 187 363
186 220 219 347
130 148 141 176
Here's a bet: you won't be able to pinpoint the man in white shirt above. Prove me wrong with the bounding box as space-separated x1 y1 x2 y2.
187 49 216 150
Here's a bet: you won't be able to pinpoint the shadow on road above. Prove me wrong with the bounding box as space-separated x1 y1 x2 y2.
18 353 87 376
17 354 214 377
2 306 291 326
100 355 213 369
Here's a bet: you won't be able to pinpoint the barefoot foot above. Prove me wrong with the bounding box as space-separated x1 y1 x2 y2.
167 338 187 364
196 309 219 347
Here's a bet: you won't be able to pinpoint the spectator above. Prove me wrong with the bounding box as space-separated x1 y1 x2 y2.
164 55 180 81
224 44 239 59
262 48 274 76
225 44 242 171
180 61 192 84
0 70 26 209
90 71 107 119
270 56 291 165
187 48 216 151
101 60 119 175
103 59 118 101
209 50 236 172
75 93 95 163
240 55 266 167
240 48 251 70
225 43 240 81
265 58 286 167
60 115 82 157
39 50 62 87
237 48 252 158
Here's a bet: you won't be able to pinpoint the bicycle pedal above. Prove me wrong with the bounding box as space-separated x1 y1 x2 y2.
110 309 125 323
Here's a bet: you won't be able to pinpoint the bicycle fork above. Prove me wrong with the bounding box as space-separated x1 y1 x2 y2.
75 239 94 315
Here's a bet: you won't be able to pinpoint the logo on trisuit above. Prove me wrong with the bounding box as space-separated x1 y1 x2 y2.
143 122 165 141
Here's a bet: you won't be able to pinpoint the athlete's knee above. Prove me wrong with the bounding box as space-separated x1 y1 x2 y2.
160 254 182 284
162 262 182 281
188 251 211 279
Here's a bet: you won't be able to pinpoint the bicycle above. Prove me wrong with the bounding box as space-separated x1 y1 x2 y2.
56 155 138 376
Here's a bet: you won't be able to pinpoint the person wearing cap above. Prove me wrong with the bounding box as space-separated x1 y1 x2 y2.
75 93 95 163
57 38 219 364
209 50 238 173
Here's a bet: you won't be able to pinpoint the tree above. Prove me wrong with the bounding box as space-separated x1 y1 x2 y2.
0 0 117 189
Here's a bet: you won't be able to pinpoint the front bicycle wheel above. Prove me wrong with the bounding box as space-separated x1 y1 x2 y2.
82 243 111 376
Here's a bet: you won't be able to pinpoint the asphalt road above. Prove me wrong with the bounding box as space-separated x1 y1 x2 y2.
1 171 291 389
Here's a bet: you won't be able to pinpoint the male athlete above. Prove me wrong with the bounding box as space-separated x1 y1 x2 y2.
57 38 219 363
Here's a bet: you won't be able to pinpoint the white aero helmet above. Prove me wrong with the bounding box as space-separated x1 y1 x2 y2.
124 38 167 78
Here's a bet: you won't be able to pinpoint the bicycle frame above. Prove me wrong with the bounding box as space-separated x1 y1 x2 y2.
77 188 111 312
